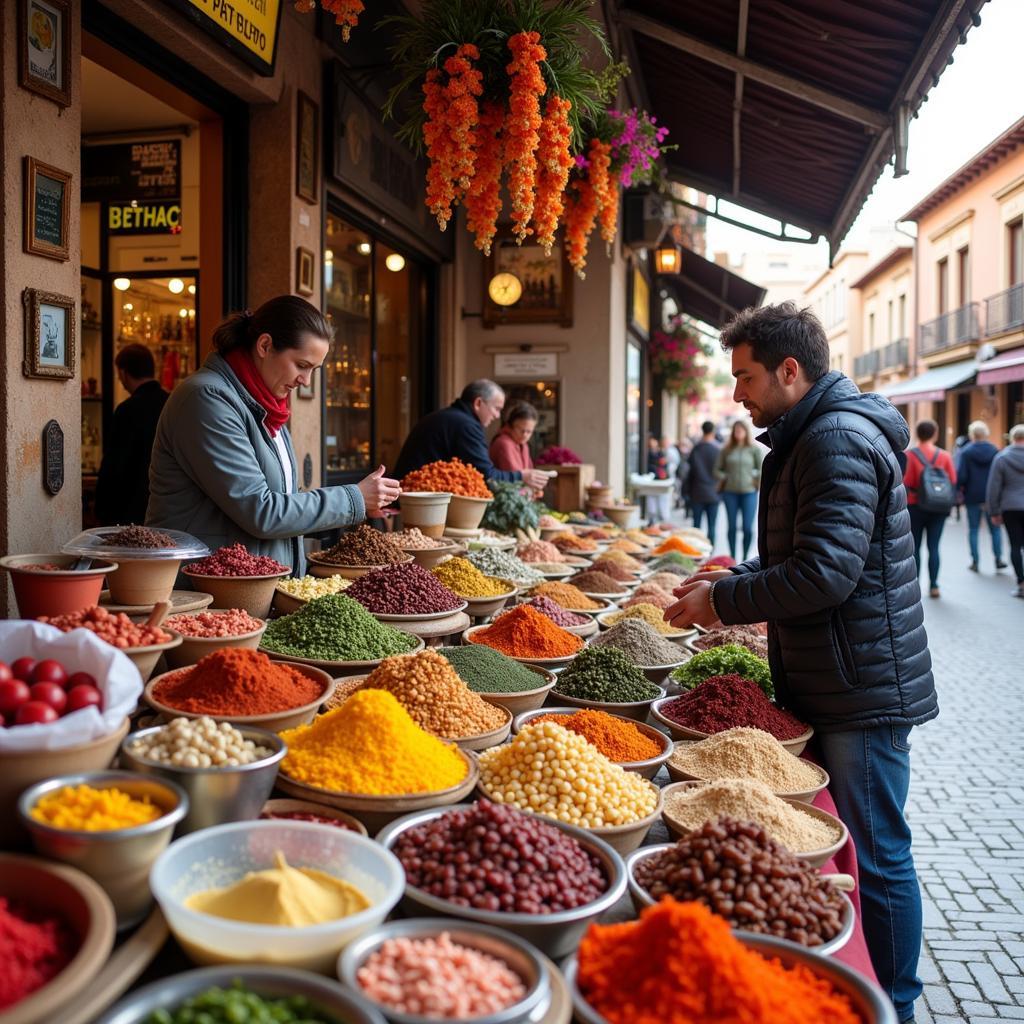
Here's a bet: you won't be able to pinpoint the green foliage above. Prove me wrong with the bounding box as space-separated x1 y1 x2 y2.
482 481 542 534
670 644 774 699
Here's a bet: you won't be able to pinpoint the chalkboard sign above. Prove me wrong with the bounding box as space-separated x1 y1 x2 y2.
24 157 70 261
82 140 181 203
34 171 64 246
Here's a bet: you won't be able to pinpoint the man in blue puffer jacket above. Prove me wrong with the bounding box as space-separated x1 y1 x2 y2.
666 302 937 1024
956 420 1007 573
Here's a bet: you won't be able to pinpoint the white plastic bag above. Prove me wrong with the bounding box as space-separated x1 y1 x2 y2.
0 621 142 750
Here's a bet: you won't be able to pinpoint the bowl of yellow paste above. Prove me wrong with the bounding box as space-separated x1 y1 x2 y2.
149 819 405 972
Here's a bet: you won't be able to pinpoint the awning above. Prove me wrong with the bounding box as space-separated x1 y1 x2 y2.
876 359 977 404
658 247 766 329
977 347 1024 387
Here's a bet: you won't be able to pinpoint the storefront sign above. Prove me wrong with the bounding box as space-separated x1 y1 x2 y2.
107 201 183 234
83 141 180 203
493 353 558 378
163 0 281 75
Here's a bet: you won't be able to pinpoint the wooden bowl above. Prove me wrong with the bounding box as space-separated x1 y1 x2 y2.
260 634 425 676
475 666 557 716
462 624 583 669
547 686 665 723
163 616 267 669
259 798 368 837
306 552 414 579
180 570 290 619
649 697 814 755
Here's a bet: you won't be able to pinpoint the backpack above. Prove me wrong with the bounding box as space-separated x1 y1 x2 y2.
911 447 955 515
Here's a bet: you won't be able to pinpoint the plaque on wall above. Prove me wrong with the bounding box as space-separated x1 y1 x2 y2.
43 419 64 495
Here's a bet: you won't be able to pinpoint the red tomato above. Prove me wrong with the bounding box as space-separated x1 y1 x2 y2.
32 659 68 688
29 682 67 714
0 662 12 684
0 679 31 716
65 671 98 691
65 685 103 713
15 701 59 726
10 658 37 682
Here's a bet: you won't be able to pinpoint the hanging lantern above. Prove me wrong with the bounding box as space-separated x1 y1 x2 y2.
654 240 681 275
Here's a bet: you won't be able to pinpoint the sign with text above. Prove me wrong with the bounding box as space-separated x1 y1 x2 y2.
163 0 281 75
107 201 183 235
493 352 558 378
83 141 180 203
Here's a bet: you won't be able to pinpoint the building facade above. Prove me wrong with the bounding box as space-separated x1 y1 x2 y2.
803 250 869 379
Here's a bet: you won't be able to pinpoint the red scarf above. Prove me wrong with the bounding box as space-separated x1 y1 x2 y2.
224 349 291 437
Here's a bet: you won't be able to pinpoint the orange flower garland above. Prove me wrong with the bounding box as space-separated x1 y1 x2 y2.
505 31 547 244
422 69 456 230
465 101 505 254
532 95 574 256
564 139 610 278
443 44 483 193
320 0 364 41
598 167 620 252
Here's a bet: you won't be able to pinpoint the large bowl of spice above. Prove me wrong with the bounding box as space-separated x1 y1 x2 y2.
162 609 267 669
588 618 691 683
308 525 414 579
344 562 468 622
596 603 694 640
462 605 585 669
548 646 665 722
391 526 462 568
525 581 613 616
437 645 557 716
432 557 518 618
503 595 599 639
261 798 368 837
376 801 627 959
181 544 291 618
144 648 336 733
0 553 119 619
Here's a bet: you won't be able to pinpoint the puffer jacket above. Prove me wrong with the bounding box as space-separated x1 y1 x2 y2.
957 440 998 506
712 372 938 732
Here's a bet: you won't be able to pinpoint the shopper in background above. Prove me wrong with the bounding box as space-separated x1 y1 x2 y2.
489 401 538 474
662 435 682 508
986 423 1024 598
957 420 1006 573
96 344 169 526
646 435 674 523
687 420 721 543
902 419 956 599
715 420 762 560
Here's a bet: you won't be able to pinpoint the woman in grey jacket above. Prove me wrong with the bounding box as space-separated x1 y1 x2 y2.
987 423 1024 597
147 295 400 574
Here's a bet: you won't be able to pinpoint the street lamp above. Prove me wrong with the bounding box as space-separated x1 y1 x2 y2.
654 240 681 275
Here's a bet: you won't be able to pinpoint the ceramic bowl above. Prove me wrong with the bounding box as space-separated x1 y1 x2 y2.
260 635 425 677
260 797 368 837
122 630 185 684
180 570 290 619
546 686 665 723
462 624 583 670
307 553 415 579
0 554 119 619
446 495 492 531
163 614 267 669
398 491 452 539
475 666 557 716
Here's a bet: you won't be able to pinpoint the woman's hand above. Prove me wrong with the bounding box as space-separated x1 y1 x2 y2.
357 465 401 517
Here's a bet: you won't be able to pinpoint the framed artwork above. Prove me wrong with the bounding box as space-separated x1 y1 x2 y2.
296 90 320 205
18 0 71 107
483 226 573 328
24 157 71 261
23 288 76 380
296 246 316 296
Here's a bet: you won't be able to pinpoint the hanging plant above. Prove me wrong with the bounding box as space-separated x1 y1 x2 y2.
294 0 364 42
650 319 714 404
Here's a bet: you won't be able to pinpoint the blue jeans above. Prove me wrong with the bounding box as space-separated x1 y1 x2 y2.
817 726 922 1022
965 503 1003 565
691 501 720 543
722 490 757 560
908 505 947 589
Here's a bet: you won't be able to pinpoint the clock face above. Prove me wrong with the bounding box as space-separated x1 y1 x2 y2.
488 272 523 307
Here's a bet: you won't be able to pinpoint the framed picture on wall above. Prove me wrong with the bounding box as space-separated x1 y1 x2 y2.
24 157 71 261
296 246 315 296
18 0 71 107
23 288 75 381
296 90 320 204
483 225 573 328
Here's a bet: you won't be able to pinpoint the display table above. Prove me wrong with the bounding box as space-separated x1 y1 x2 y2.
629 475 675 521
537 463 595 512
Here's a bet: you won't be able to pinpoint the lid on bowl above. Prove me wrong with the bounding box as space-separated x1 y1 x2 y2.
63 527 209 560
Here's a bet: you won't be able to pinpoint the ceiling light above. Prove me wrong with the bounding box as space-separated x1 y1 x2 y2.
114 277 131 291
168 278 185 294
357 241 372 255
385 253 406 272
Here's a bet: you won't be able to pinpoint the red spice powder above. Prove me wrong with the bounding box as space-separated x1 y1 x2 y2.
183 543 288 577
470 604 583 658
151 648 322 715
0 897 76 1010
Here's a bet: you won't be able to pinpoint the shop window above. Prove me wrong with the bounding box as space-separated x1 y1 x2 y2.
957 246 970 305
956 391 971 442
937 257 949 314
1010 219 1023 287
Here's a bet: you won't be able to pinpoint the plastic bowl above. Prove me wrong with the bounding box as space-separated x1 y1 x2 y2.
0 554 119 618
180 571 290 619
149 819 405 972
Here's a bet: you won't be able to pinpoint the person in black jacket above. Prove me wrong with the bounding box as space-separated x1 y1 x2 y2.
95 344 169 525
666 302 936 1024
957 420 1006 572
393 380 551 490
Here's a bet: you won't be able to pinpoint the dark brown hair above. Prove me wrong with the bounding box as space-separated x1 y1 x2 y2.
115 343 156 380
725 420 752 450
213 295 333 356
504 400 538 427
720 301 830 381
915 419 938 443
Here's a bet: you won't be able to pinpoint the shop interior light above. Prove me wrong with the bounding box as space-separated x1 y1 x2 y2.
178 308 188 318
324 248 334 263
114 277 131 291
187 284 196 295
168 278 185 294
385 253 406 272
654 241 681 275
357 241 372 255
123 302 133 311
188 309 195 317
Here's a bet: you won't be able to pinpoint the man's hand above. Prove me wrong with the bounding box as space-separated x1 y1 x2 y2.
521 469 551 491
357 465 401 517
664 579 722 630
673 569 733 591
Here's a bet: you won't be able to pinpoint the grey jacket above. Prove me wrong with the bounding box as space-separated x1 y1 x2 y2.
146 353 365 574
986 444 1024 515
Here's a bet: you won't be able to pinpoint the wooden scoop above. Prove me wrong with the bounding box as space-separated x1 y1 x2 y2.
145 600 171 630
822 872 855 892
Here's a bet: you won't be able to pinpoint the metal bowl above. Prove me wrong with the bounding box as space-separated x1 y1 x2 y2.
95 965 387 1024
375 804 626 959
119 724 286 834
338 919 552 1024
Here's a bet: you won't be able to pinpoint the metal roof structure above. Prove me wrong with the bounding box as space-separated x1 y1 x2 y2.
659 247 768 329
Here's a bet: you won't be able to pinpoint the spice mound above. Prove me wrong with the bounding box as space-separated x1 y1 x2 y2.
185 851 369 926
315 525 407 566
595 550 644 571
466 549 543 586
550 532 597 552
106 524 176 548
653 536 702 556
401 457 492 498
634 818 847 947
468 605 584 659
357 932 526 1018
588 558 637 582
670 727 822 792
671 643 774 697
275 574 351 601
693 623 770 659
620 589 674 611
516 539 565 563
567 569 625 594
30 783 161 831
479 721 658 828
357 650 507 738
527 580 600 610
665 778 841 852
590 618 685 666
164 609 263 638
391 527 449 549
260 594 418 662
38 605 170 647
601 602 682 635
152 648 322 716
505 595 589 627
647 568 690 589
576 898 860 1024
659 675 808 740
141 981 339 1024
530 709 660 762
432 557 509 597
554 646 661 703
391 800 607 912
129 716 273 768
345 562 462 615
0 897 76 1011
437 645 549 694
281 689 467 795
183 543 288 577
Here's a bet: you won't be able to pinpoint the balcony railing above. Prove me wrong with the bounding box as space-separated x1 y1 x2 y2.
854 350 880 379
880 337 909 371
985 283 1024 337
919 303 981 355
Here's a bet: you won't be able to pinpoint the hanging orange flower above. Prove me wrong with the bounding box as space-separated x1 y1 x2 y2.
319 0 364 41
532 95 573 256
505 31 547 244
598 167 620 252
563 138 609 278
465 101 505 254
422 68 456 230
443 44 483 195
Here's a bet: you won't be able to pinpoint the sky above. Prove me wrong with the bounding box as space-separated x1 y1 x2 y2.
704 0 1024 269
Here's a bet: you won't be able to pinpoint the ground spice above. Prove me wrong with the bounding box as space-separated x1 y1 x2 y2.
588 558 637 581
625 529 658 547
345 563 462 615
469 604 583 659
659 675 808 740
576 899 860 1024
465 549 543 586
554 646 661 703
594 550 644 571
567 569 625 594
530 709 660 761
653 536 703 556
391 527 449 549
38 606 170 647
432 557 510 597
607 538 644 554
436 645 549 694
401 457 491 498
621 589 674 611
315 525 407 566
579 528 614 541
164 609 263 638
280 689 467 794
648 551 698 570
549 531 597 552
516 539 565 563
602 602 683 634
527 581 601 610
671 647 774 696
30 784 161 830
153 648 322 715
508 595 589 627
106 524 175 548
590 618 685 666
693 625 770 659
183 543 288 577
0 898 76 1010
647 569 690 588
261 594 418 661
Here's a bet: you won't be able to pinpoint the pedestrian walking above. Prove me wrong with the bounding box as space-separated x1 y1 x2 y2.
686 420 721 543
715 420 762 560
986 423 1024 598
903 419 957 598
665 301 936 1024
957 420 1007 573
647 434 674 522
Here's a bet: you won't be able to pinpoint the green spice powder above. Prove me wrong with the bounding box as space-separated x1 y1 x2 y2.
438 644 547 693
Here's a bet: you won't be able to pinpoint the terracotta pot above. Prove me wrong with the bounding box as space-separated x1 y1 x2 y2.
0 554 118 619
